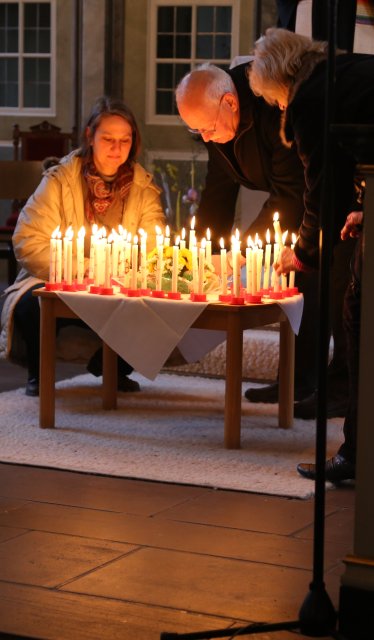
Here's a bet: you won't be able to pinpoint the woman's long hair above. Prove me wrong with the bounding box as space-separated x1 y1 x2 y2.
78 96 141 163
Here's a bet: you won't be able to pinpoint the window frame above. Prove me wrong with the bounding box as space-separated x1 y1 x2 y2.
146 0 240 126
0 0 56 116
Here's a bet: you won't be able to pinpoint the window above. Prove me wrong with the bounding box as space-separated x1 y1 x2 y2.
0 0 56 114
147 0 239 124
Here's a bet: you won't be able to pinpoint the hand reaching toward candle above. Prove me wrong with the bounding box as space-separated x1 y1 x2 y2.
340 211 363 240
274 246 296 276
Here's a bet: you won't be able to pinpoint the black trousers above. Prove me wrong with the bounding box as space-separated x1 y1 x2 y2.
13 284 133 380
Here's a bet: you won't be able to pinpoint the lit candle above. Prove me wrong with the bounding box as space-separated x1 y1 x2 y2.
138 228 148 289
55 229 62 283
245 236 253 295
76 226 85 284
89 223 98 281
104 235 112 289
99 227 107 286
263 229 271 290
205 228 212 265
251 242 257 295
124 231 132 288
191 236 198 293
131 235 138 289
273 211 284 248
49 226 59 283
164 225 170 247
180 227 186 250
189 215 196 250
231 230 241 298
289 232 297 289
156 233 164 290
256 238 263 292
111 228 120 278
198 238 206 295
63 226 73 285
219 237 228 295
281 231 288 290
172 236 180 293
272 235 280 292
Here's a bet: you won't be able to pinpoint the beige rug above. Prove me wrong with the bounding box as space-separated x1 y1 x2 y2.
0 373 344 499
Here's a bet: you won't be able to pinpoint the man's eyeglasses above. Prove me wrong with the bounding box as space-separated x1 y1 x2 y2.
187 96 223 136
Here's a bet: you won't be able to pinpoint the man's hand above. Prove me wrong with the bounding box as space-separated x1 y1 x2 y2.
341 211 363 240
274 246 296 276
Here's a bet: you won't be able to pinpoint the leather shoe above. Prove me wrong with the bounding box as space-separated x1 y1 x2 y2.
294 391 348 419
245 382 313 404
297 454 355 483
117 374 140 392
25 378 39 397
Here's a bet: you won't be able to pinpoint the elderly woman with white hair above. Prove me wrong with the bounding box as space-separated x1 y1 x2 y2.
249 27 374 483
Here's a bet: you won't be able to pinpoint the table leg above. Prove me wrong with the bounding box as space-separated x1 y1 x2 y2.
224 313 243 449
278 318 295 429
102 342 117 410
39 298 56 428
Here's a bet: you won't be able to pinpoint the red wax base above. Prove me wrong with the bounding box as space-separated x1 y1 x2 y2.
269 290 283 299
151 290 166 298
230 296 245 305
219 293 232 303
167 291 181 300
288 286 299 296
89 285 101 294
139 288 151 296
74 282 87 291
45 282 62 291
99 286 114 295
86 278 94 284
120 286 129 295
258 288 270 296
61 283 76 292
190 293 207 302
127 288 141 297
245 293 262 304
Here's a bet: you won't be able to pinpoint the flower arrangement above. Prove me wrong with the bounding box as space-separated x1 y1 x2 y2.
147 246 220 293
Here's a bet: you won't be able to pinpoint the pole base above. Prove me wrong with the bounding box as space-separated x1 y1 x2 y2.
299 582 337 636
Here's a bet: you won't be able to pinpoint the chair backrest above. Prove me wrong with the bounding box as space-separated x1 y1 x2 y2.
13 120 78 161
0 160 44 200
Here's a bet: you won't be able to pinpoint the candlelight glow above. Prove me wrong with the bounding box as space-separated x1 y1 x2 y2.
266 228 271 244
190 216 195 230
273 211 279 222
206 227 211 241
219 237 225 249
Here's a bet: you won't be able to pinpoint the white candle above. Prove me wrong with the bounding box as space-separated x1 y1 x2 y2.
55 230 62 283
205 228 212 265
89 223 98 280
245 236 253 295
138 228 148 289
231 232 241 297
263 229 271 290
198 238 206 295
172 237 180 293
76 226 85 284
289 232 297 288
156 234 164 290
251 244 257 295
272 240 280 292
63 226 73 285
164 225 170 247
189 215 196 250
191 237 198 293
281 231 288 290
49 226 59 283
180 227 186 250
124 231 132 288
273 211 284 248
256 239 263 292
131 235 138 289
111 229 120 278
219 237 228 295
104 237 112 288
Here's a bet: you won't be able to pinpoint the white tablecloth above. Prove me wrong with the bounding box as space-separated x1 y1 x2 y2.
56 290 304 380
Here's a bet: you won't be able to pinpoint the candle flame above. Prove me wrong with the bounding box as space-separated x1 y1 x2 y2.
247 234 254 249
266 228 271 244
175 235 180 246
181 227 186 240
155 225 162 236
65 225 74 240
273 211 279 222
206 227 211 241
77 226 85 239
219 237 225 250
282 230 288 244
235 228 240 240
92 223 99 235
190 216 195 230
118 224 124 235
201 237 206 249
292 232 297 244
258 239 263 249
165 225 170 237
138 227 145 237
51 226 60 239
133 235 138 245
108 233 113 244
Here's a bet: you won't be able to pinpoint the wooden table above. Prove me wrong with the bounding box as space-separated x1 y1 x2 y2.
33 289 295 449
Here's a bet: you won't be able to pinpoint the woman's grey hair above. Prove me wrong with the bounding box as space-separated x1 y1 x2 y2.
175 63 235 108
249 28 328 106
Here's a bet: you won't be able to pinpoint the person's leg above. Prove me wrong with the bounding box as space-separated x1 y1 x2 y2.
312 0 357 52
87 347 140 392
13 284 44 394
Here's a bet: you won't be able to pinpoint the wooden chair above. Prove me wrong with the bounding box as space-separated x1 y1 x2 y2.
0 160 44 285
13 120 78 161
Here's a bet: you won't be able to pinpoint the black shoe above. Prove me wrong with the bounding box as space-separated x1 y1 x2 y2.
117 374 140 393
294 391 348 420
25 377 39 397
297 454 355 483
245 382 313 404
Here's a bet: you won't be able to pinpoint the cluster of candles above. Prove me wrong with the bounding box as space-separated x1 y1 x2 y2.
47 212 298 303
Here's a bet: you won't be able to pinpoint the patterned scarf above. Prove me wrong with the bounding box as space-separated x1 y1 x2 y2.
83 160 134 223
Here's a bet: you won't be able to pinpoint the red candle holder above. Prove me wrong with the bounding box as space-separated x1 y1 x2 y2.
61 283 77 292
99 286 114 295
219 293 232 303
127 288 141 297
190 292 207 302
167 291 181 300
269 290 283 300
151 289 166 298
120 286 129 295
230 295 245 305
89 285 101 294
74 281 87 291
139 288 151 296
45 282 62 291
245 293 262 304
288 286 299 296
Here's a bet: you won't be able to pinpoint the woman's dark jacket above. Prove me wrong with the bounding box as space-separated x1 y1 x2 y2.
196 63 306 249
284 53 374 268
